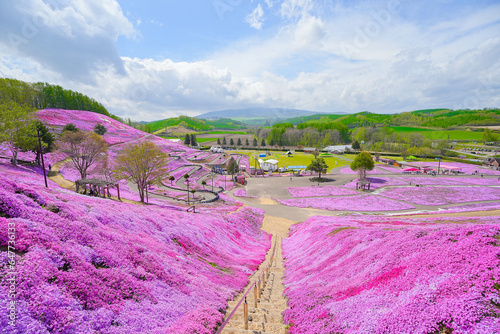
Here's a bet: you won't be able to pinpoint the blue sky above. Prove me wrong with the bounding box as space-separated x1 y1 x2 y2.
0 0 499 121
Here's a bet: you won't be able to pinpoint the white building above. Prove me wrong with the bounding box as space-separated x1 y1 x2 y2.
323 145 352 154
258 159 279 172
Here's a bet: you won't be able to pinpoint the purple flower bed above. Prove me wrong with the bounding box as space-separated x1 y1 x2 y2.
276 194 415 211
340 167 388 175
233 189 256 198
0 163 270 333
413 161 500 175
375 165 403 173
287 185 358 197
282 215 500 334
378 186 500 206
343 177 408 190
394 176 464 186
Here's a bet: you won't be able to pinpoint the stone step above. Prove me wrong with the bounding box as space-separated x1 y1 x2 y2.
220 328 276 334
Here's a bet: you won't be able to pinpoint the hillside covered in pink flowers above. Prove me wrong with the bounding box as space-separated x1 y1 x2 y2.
283 215 500 334
0 125 270 333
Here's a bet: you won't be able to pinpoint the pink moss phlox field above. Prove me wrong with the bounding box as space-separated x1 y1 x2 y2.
233 189 256 198
343 177 408 190
282 215 500 333
287 185 358 197
375 165 403 173
37 109 192 155
0 163 270 333
378 186 500 206
277 194 415 211
414 161 500 175
340 167 388 175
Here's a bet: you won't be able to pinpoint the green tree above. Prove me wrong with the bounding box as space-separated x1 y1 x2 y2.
253 138 258 146
261 138 266 147
350 151 374 181
169 175 175 185
223 137 227 145
230 138 234 146
32 121 55 165
237 138 242 146
307 157 328 179
114 141 169 203
217 138 221 145
94 124 107 136
0 101 37 165
57 131 108 180
63 123 78 133
482 129 499 142
352 140 361 151
226 157 239 179
201 180 207 189
184 134 191 146
245 138 249 146
190 134 198 146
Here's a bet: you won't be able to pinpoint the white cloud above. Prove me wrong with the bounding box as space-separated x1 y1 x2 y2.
280 0 314 19
0 0 135 82
0 0 499 121
246 4 265 30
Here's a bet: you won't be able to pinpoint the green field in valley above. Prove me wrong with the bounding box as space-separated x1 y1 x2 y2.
238 150 349 172
205 130 247 135
389 127 484 141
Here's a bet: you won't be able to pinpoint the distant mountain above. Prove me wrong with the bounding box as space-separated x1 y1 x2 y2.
196 108 325 120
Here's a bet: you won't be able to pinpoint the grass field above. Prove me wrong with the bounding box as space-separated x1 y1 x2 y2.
205 130 247 135
420 130 483 140
389 126 484 141
390 126 433 132
237 150 348 171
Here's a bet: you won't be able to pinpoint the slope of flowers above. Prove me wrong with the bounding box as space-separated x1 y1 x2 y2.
342 177 409 190
339 167 388 175
276 194 415 211
283 215 500 334
378 186 500 205
414 161 500 175
0 163 270 333
37 109 191 155
287 185 358 197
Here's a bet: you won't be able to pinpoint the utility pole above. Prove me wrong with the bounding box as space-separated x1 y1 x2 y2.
37 129 48 188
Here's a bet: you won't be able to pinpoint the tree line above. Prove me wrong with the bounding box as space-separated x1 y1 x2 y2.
0 78 111 117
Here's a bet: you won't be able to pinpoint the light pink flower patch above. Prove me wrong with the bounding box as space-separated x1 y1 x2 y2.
282 215 500 334
378 186 500 206
277 194 414 211
287 185 359 197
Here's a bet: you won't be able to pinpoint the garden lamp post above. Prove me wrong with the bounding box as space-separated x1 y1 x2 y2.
37 128 48 188
186 179 190 205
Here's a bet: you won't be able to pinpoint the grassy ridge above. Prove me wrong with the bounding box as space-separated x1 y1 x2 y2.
147 116 246 132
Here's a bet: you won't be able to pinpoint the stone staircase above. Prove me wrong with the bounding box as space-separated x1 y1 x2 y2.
219 236 287 334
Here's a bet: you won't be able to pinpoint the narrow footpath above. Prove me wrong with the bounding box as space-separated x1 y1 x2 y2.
220 216 294 334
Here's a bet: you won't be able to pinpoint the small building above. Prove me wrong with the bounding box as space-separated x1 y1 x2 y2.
259 159 279 172
323 145 352 154
303 147 316 153
484 157 500 169
379 158 396 165
234 173 246 185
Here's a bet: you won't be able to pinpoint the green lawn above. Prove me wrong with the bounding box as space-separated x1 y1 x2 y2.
239 150 348 171
205 130 247 135
390 126 433 132
196 138 217 143
421 130 483 141
389 127 484 141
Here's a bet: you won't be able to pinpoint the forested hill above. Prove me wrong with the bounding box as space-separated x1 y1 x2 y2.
0 78 110 117
144 115 246 133
283 109 500 128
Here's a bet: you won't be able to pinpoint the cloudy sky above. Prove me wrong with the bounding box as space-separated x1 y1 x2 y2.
0 0 499 121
